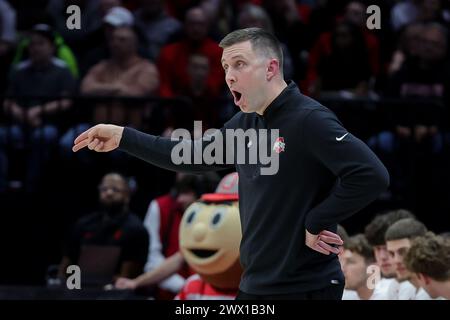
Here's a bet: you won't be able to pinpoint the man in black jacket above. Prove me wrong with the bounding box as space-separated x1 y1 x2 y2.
73 28 389 300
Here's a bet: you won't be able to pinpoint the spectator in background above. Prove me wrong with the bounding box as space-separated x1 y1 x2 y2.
364 209 416 299
1 24 76 192
386 22 448 101
47 0 103 59
155 6 225 131
387 21 449 102
305 0 350 49
387 23 425 76
385 218 431 299
306 21 372 98
342 234 376 300
140 173 199 298
305 1 383 97
11 19 79 79
116 172 220 299
58 172 149 286
81 25 159 125
405 232 450 299
157 6 224 99
261 0 307 81
370 23 449 198
80 5 137 76
184 53 221 129
236 3 294 80
134 0 182 61
343 1 380 78
59 25 159 165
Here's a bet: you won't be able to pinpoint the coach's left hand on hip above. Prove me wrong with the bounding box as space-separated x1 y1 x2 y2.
305 230 343 255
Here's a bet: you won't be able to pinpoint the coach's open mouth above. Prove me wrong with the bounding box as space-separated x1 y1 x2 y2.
231 90 242 105
189 249 218 258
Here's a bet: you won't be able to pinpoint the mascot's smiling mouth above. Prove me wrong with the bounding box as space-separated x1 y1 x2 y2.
189 249 218 258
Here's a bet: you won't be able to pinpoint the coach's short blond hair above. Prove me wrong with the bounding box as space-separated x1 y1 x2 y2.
219 27 283 76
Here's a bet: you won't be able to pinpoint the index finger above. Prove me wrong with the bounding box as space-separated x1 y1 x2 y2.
319 235 344 245
74 127 94 145
320 230 343 240
72 139 90 152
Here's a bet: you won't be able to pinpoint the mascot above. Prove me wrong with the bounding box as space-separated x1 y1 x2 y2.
176 172 241 300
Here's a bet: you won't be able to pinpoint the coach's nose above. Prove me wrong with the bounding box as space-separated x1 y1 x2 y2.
225 70 236 87
192 223 208 242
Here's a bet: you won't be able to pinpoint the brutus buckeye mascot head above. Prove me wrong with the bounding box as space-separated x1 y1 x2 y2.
179 172 242 290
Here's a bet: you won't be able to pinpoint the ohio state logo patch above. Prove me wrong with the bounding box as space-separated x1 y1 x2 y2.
273 137 285 154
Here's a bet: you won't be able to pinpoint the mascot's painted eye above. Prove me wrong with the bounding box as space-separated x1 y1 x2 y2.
210 210 225 228
186 210 197 224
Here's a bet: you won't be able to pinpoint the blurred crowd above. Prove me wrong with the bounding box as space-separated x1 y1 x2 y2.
0 0 449 193
0 0 449 297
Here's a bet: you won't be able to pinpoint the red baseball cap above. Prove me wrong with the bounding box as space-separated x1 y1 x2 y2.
201 172 239 202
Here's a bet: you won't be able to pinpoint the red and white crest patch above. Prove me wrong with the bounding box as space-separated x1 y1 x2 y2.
273 137 285 154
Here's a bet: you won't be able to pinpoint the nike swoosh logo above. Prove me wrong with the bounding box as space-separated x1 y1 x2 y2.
336 133 349 141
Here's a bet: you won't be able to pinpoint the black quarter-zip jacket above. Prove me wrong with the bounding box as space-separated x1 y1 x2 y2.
118 81 389 295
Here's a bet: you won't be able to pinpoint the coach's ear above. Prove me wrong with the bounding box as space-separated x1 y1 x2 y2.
266 58 280 81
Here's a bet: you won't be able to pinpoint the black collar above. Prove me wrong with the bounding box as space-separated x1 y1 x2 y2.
261 80 299 119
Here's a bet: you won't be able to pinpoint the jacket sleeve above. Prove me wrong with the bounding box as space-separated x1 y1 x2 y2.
303 109 390 234
118 126 234 174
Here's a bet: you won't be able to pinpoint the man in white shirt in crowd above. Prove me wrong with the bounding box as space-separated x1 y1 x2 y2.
342 234 377 300
385 218 431 299
364 209 415 299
